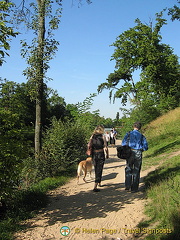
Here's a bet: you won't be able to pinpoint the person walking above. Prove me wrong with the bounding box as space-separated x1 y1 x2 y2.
87 125 108 192
112 128 118 145
104 131 110 147
109 130 115 146
122 121 148 193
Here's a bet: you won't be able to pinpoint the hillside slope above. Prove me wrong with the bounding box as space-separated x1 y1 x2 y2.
140 107 180 240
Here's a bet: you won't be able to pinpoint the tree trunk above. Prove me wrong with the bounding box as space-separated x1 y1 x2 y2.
35 0 45 156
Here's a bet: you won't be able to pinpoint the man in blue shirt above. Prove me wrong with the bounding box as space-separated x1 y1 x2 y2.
122 121 148 193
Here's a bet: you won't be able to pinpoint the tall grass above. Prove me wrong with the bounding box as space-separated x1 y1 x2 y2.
139 107 180 239
144 107 180 147
142 107 180 169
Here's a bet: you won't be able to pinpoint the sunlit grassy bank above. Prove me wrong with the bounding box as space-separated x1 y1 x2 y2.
139 107 180 240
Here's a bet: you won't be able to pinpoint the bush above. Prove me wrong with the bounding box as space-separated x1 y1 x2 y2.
0 109 33 201
29 119 88 180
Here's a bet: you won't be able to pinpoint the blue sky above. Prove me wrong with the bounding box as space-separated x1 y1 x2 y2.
1 0 180 119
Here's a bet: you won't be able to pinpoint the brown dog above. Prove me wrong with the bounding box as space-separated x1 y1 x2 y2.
77 157 93 183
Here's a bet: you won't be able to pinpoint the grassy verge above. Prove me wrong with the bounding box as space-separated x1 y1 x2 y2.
138 108 180 240
142 155 180 240
0 175 71 240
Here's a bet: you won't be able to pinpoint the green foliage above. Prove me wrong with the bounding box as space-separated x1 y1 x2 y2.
0 79 35 201
25 118 88 180
119 116 135 137
67 93 106 134
0 1 18 65
7 176 68 215
17 0 63 100
67 93 96 119
13 0 63 155
129 103 161 125
103 117 115 128
31 176 68 192
44 88 71 126
98 12 180 117
0 175 69 240
168 1 180 21
0 107 33 201
0 79 36 125
119 104 159 134
0 79 105 196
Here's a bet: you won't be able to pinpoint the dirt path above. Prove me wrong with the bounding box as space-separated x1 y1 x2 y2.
14 140 156 240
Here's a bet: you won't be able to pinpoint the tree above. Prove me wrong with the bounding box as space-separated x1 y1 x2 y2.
67 93 99 134
98 13 180 115
13 0 92 157
168 0 180 21
0 1 18 65
0 78 36 125
46 88 70 124
0 108 30 200
114 111 121 126
0 79 34 200
13 0 62 156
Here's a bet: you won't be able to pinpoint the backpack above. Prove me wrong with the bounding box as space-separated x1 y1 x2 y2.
117 145 132 159
117 131 131 159
92 134 104 150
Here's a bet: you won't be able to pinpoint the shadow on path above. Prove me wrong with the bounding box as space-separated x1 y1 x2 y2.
41 183 145 226
24 178 146 231
22 141 146 232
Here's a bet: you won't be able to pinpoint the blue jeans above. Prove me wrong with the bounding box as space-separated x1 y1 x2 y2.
125 150 142 191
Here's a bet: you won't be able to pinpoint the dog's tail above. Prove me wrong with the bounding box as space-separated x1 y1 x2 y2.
77 164 82 183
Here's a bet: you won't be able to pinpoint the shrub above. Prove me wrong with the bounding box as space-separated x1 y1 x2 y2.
31 118 88 180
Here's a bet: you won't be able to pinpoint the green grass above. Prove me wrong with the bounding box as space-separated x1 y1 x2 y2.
0 175 71 240
140 156 180 240
138 107 180 240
